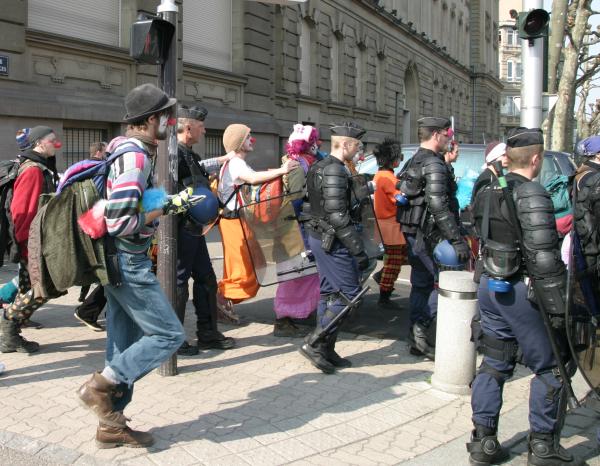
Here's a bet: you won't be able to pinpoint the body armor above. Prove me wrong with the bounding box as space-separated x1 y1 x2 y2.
306 156 363 256
473 174 567 317
177 143 210 191
397 148 461 244
573 161 600 273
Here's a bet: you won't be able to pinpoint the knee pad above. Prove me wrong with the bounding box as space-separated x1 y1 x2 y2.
476 361 513 387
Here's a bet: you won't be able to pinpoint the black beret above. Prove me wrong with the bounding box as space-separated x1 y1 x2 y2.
29 126 54 145
506 127 544 148
178 104 208 121
417 117 451 130
330 121 366 140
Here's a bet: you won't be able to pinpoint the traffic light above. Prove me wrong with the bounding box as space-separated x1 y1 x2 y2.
130 16 175 65
516 9 549 42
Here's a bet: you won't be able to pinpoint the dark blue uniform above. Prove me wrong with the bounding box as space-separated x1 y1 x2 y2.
299 122 369 374
469 148 574 465
397 142 467 358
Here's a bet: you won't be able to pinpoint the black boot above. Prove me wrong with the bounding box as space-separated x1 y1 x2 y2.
408 322 435 360
325 331 351 368
299 331 335 374
378 290 402 310
466 425 509 466
0 315 39 354
197 325 235 350
527 432 574 466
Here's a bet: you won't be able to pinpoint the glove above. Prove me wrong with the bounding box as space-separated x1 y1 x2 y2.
355 251 370 271
162 187 205 215
451 239 470 264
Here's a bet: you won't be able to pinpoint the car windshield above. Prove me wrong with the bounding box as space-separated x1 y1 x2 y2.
358 145 486 182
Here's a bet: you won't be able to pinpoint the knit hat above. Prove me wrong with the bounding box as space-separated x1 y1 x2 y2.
28 126 55 146
483 141 507 168
16 128 32 151
223 124 251 153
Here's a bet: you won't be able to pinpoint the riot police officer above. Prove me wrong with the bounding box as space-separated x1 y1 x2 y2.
175 105 235 355
397 117 469 359
299 122 370 374
469 128 574 465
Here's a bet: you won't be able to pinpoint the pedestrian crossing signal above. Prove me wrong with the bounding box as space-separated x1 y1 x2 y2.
517 9 549 42
130 17 175 65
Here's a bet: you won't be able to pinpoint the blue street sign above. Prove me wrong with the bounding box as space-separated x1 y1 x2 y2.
0 56 8 76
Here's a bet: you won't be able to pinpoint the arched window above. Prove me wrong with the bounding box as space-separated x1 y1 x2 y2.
299 20 312 96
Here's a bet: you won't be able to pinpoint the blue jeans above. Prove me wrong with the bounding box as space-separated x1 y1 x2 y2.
104 251 185 411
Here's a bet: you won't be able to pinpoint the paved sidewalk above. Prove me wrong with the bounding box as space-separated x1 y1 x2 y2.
0 265 598 465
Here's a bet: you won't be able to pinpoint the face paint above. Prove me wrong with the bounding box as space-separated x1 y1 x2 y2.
157 114 169 140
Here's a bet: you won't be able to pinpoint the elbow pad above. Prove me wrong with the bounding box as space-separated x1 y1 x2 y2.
516 182 565 279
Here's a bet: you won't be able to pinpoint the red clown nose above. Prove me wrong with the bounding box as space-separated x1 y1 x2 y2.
167 118 177 126
53 141 63 149
249 137 256 144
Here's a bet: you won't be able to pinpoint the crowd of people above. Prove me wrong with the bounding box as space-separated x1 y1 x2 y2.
0 82 596 464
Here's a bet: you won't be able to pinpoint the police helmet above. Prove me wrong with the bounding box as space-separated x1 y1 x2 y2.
182 185 219 236
433 240 464 268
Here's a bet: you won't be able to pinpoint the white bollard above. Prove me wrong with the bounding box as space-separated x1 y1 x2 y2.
431 270 478 395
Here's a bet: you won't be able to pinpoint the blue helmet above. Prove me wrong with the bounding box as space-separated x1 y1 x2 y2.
183 185 219 236
576 136 600 157
433 240 464 268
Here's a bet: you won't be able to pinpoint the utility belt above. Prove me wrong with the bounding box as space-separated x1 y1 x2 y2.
475 239 524 293
307 218 337 253
471 317 523 365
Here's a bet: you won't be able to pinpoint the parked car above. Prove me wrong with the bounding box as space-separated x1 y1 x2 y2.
357 144 486 182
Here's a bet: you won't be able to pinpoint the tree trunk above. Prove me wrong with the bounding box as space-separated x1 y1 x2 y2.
547 0 568 94
550 0 591 151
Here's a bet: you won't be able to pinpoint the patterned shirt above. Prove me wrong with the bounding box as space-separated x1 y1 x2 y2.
105 138 157 254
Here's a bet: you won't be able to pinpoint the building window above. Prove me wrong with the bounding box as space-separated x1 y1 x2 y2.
501 96 519 116
183 0 232 71
205 130 225 159
28 0 119 46
331 37 340 102
516 62 522 81
507 60 514 81
63 128 108 168
356 49 365 107
498 29 503 44
299 20 312 96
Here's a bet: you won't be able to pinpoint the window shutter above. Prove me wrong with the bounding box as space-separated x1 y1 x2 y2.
28 0 119 47
183 0 232 71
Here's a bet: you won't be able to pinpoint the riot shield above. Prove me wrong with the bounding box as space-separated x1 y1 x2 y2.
350 175 384 258
238 192 317 286
566 232 600 394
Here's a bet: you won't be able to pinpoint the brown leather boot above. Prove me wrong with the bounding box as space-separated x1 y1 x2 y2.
96 423 154 449
76 372 127 427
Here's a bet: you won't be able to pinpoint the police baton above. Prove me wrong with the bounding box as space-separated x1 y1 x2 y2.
496 170 579 409
306 286 370 347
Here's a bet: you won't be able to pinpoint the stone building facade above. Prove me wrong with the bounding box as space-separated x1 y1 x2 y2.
498 0 521 136
0 0 501 170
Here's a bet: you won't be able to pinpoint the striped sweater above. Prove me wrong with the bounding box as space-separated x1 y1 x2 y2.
105 138 157 254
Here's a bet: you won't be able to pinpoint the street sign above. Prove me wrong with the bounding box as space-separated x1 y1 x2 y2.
0 56 8 76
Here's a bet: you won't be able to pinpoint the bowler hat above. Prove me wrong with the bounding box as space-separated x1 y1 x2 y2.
123 83 177 123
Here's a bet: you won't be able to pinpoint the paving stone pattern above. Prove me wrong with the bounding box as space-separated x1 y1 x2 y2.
0 264 598 465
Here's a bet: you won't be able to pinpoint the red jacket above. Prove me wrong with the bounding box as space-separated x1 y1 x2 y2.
11 163 52 259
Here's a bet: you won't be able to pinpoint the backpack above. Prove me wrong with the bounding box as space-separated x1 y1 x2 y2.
30 140 145 294
0 159 21 266
543 174 572 219
218 159 284 223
